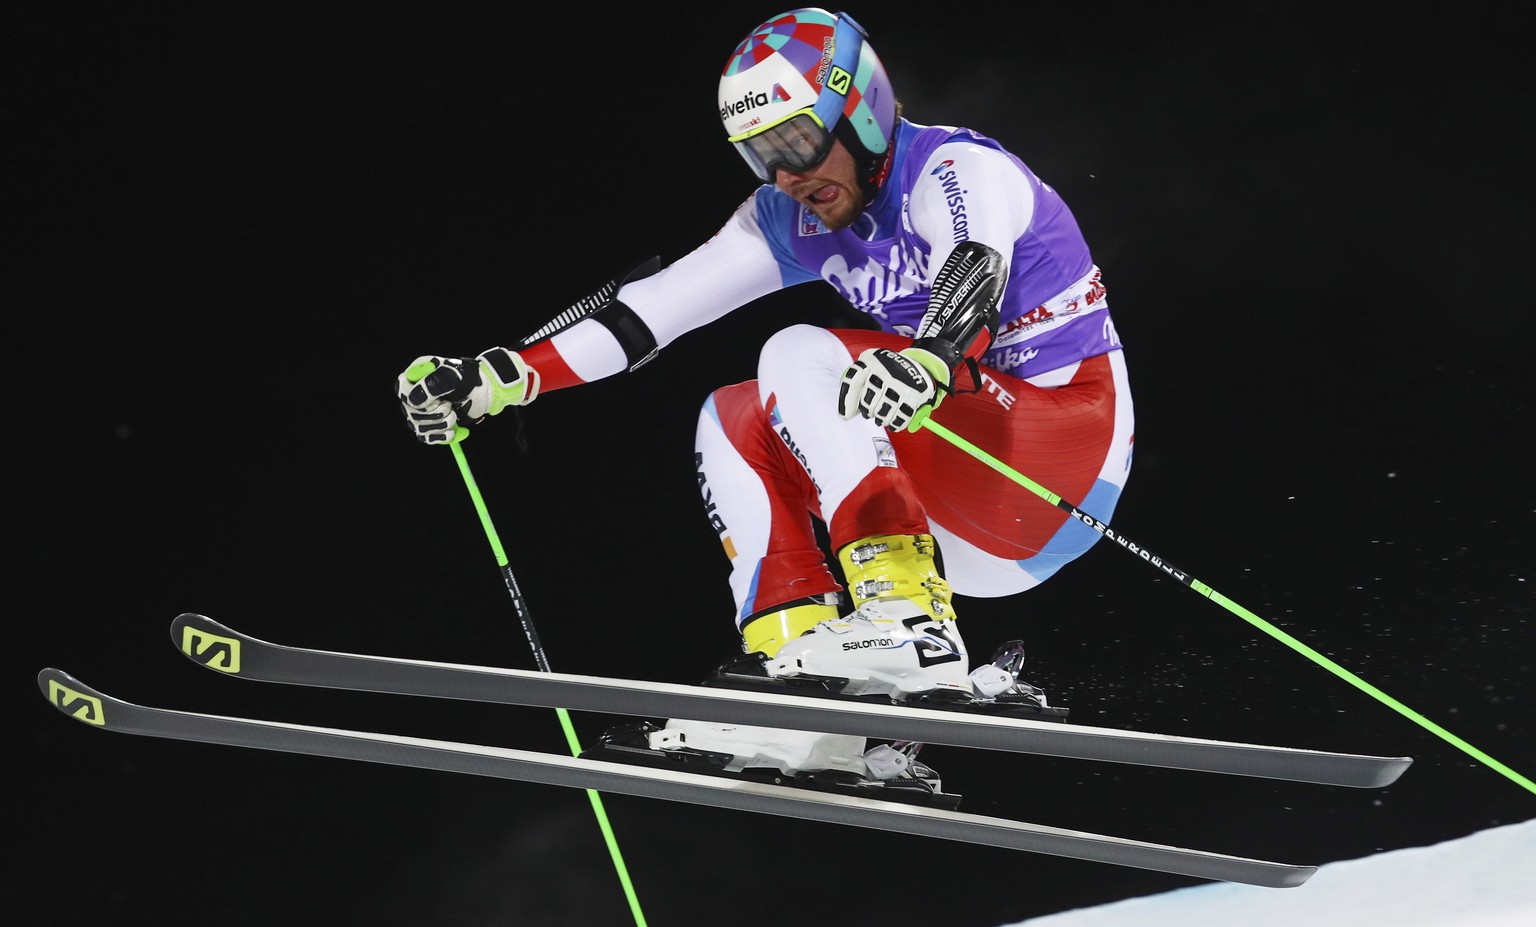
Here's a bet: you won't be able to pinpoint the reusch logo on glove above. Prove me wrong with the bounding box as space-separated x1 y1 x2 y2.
888 353 926 387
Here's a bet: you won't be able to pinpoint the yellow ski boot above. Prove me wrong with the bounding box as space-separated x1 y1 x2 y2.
764 534 972 701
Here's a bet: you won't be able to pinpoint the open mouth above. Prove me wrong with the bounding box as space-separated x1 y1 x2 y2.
806 183 839 205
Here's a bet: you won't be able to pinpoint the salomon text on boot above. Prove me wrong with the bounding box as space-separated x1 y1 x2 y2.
764 534 973 703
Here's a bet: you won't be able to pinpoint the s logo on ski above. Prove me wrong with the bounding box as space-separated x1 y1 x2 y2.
48 678 105 725
181 625 242 673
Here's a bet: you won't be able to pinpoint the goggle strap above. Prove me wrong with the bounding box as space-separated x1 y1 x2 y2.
812 15 865 129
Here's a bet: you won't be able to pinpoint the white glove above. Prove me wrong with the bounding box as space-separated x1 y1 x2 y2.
837 347 950 432
397 347 540 445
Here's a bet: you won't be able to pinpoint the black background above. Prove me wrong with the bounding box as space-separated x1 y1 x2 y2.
9 3 1532 926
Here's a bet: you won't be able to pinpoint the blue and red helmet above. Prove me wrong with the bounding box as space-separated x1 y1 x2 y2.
719 9 897 199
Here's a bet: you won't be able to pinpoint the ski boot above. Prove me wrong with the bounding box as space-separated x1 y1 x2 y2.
707 536 1067 722
585 538 974 809
711 534 971 701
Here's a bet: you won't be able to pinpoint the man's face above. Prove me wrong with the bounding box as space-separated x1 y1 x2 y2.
773 138 862 231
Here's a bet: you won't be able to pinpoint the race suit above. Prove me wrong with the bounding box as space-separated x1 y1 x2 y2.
515 118 1135 630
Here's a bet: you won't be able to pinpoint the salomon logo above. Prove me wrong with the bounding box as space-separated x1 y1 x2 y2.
824 66 851 95
907 617 964 668
843 638 895 651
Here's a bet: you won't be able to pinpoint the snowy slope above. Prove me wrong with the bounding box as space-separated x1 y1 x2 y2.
1006 819 1536 927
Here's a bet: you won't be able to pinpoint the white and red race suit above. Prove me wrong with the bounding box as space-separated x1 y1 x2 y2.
517 119 1134 630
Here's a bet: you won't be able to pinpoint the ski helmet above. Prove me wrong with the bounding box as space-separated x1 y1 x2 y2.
719 9 897 200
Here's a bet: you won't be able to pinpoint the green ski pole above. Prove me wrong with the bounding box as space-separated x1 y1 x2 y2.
405 361 648 925
444 435 647 924
918 416 1534 797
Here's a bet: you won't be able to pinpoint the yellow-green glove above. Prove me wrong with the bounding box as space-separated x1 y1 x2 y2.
837 346 950 433
396 348 539 445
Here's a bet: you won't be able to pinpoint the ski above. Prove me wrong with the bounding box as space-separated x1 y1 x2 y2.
169 612 1410 788
38 667 1317 888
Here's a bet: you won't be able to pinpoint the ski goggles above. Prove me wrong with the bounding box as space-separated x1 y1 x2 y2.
729 111 835 182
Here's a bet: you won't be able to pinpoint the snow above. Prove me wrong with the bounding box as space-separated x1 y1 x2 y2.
1003 819 1536 927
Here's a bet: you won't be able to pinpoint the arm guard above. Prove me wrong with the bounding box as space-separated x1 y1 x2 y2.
912 241 1006 374
519 255 664 371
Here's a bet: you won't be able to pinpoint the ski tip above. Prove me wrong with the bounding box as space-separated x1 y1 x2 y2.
171 613 247 676
1369 755 1415 788
171 612 229 640
38 668 112 726
38 666 80 693
1274 864 1318 889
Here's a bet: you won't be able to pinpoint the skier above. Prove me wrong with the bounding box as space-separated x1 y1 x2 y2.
396 8 1134 796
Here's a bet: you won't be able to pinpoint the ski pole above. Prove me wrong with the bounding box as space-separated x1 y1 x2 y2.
434 421 649 926
918 417 1535 797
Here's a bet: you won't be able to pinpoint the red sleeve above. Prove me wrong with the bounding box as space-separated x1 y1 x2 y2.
520 339 585 393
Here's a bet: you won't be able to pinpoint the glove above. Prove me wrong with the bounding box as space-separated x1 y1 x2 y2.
837 346 950 432
396 347 540 445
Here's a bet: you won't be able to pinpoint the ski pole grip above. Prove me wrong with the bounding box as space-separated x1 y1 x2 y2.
403 359 471 444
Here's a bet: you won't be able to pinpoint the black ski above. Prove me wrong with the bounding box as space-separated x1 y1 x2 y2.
169 612 1411 788
38 668 1317 888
